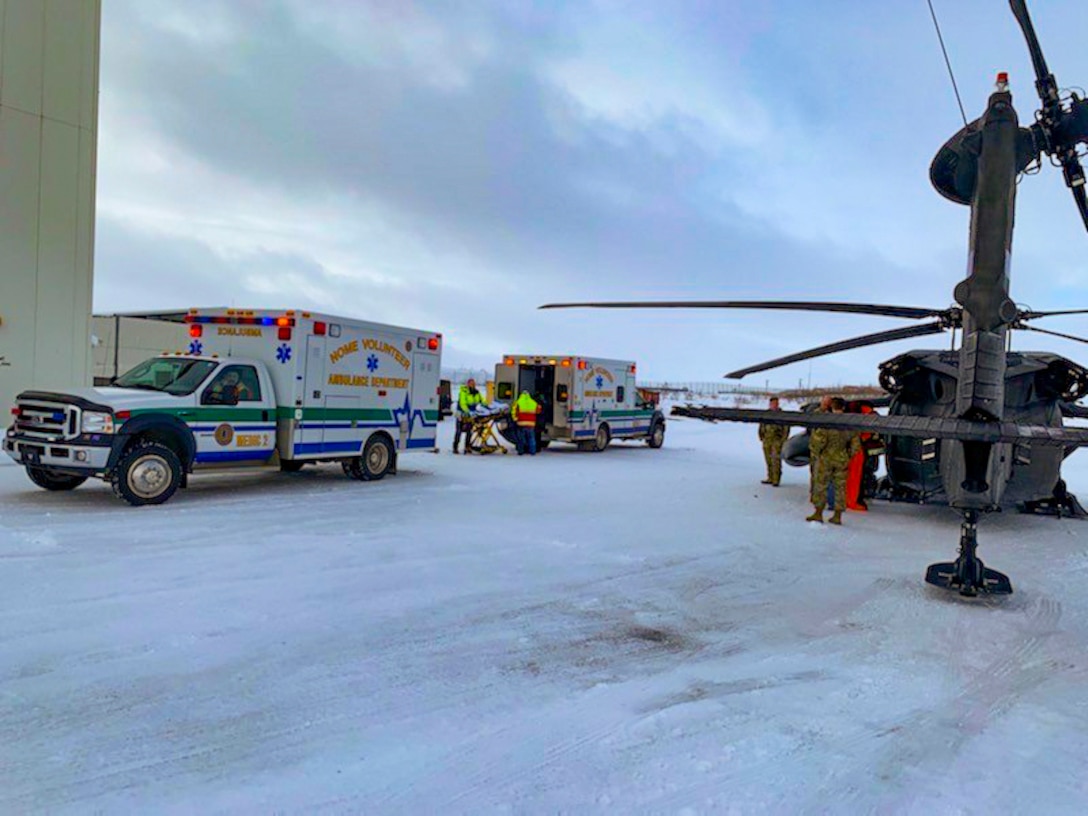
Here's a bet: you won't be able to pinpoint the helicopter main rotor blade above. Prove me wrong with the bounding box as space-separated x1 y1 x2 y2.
1020 307 1088 320
724 321 948 379
1010 1 1088 235
539 300 945 320
1070 176 1088 233
1009 0 1056 97
1019 324 1088 345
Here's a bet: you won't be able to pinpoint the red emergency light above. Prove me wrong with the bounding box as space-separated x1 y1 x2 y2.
278 327 292 341
577 360 587 370
189 324 203 338
428 337 439 350
313 321 327 336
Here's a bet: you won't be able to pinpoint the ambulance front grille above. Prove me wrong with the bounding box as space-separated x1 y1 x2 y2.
14 401 79 441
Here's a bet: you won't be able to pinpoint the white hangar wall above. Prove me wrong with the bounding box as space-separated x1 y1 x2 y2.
0 0 101 412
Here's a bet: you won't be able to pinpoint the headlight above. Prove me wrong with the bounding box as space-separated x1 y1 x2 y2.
81 411 115 434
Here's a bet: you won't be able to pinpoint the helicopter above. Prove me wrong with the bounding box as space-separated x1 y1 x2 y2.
541 0 1088 597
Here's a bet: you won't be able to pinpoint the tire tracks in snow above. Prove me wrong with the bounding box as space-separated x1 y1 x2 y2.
814 593 1067 810
642 593 1071 814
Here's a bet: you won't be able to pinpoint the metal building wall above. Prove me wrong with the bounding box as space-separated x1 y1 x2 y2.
0 0 101 413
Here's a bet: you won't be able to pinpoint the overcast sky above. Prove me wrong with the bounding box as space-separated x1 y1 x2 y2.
93 0 1088 385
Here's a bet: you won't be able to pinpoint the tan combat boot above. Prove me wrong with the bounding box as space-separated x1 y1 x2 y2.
828 510 843 525
806 506 824 523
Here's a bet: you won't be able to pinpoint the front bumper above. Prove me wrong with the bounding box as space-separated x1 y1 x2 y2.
4 432 113 475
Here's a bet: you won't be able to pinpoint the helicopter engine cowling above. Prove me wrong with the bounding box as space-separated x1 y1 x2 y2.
875 349 1083 508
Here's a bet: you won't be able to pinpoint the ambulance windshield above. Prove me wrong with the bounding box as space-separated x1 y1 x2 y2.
114 358 218 396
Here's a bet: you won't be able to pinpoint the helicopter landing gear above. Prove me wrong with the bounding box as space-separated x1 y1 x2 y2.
1020 480 1088 519
925 510 1013 597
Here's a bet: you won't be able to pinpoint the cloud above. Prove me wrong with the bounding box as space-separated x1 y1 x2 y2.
93 0 1088 385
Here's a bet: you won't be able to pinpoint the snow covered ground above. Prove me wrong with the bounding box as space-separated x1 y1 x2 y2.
3 412 1088 814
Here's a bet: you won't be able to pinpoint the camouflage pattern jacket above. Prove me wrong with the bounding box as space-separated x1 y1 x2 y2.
810 427 861 466
758 422 789 444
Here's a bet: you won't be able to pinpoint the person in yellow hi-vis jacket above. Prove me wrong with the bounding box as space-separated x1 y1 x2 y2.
510 390 541 455
452 378 486 454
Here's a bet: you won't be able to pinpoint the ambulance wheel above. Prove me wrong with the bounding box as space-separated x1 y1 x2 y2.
26 466 87 491
593 424 611 452
647 421 665 449
280 460 306 473
346 436 395 481
111 440 182 506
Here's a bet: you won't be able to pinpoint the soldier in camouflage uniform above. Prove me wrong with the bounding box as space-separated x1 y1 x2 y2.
807 397 861 525
808 395 834 504
758 397 788 486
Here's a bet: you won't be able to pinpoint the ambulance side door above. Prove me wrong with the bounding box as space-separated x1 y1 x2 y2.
296 335 328 455
196 363 276 463
552 366 573 429
409 351 438 448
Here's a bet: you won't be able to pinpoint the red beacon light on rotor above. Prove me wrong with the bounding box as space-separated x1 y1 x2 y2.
996 71 1009 91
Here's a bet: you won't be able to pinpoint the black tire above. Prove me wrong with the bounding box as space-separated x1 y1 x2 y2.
592 424 610 453
345 435 395 481
111 440 183 506
647 421 665 449
280 460 306 473
26 466 88 491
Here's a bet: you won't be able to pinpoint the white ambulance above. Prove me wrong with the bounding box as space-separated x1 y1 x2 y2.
4 309 442 505
493 355 665 451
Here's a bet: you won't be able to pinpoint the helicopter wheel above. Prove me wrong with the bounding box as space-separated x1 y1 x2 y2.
924 510 1013 597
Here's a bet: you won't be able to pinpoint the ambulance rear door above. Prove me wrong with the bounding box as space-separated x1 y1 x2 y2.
494 362 518 405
